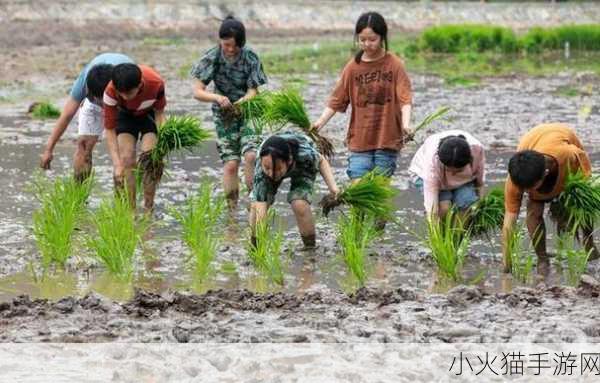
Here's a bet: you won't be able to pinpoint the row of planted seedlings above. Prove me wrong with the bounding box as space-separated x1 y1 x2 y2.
425 169 600 287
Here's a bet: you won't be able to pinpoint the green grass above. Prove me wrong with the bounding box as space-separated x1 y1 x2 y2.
247 210 285 285
337 208 377 287
31 174 93 269
557 232 591 287
522 25 600 53
30 102 60 119
444 76 481 87
421 211 470 282
556 170 600 231
467 188 505 238
335 170 398 220
86 194 149 277
420 25 519 54
507 226 535 284
170 182 225 280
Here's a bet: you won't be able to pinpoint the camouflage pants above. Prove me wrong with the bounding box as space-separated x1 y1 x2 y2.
251 170 317 205
214 115 261 163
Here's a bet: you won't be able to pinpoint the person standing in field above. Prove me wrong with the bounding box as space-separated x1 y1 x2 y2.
190 16 268 210
103 63 167 213
40 53 134 181
409 130 486 219
312 11 413 183
502 123 599 275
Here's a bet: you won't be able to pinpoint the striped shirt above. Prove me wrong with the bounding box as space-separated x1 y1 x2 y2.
103 65 166 130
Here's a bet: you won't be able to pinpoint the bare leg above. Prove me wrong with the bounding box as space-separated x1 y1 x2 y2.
117 133 137 209
223 160 240 210
243 150 257 194
73 135 98 182
139 132 159 213
291 199 316 248
526 199 549 276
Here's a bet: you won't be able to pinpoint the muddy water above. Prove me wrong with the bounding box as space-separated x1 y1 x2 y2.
1 74 600 342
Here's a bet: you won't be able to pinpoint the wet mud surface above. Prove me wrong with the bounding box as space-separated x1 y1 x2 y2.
1 37 600 342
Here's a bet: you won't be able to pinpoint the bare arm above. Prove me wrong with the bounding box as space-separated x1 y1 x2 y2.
501 211 518 273
401 104 412 135
104 128 123 180
311 107 337 131
155 109 166 127
249 201 268 236
192 79 232 108
40 97 80 169
319 157 340 196
234 88 258 105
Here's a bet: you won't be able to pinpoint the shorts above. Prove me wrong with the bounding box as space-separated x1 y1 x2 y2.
214 114 260 163
346 149 398 179
78 99 104 137
116 109 157 139
412 176 479 210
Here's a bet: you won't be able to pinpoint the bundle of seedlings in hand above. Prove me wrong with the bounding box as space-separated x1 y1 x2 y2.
32 174 94 269
421 210 470 282
138 115 211 182
323 170 398 219
557 232 592 287
467 188 505 237
408 106 451 142
224 91 273 135
337 207 377 287
171 182 225 280
264 88 335 159
247 210 285 285
507 225 535 284
29 101 61 119
556 170 600 231
86 194 149 278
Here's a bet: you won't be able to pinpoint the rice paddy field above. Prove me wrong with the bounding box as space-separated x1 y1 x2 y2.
1 27 600 347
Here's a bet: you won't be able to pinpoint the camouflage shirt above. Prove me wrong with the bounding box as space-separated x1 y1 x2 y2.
252 132 321 204
190 46 267 116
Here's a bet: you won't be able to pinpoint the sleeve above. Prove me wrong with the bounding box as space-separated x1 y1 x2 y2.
246 51 268 89
102 82 119 131
568 146 592 177
190 48 217 85
327 63 352 113
154 83 166 111
251 162 276 205
69 68 88 102
504 176 524 214
395 60 412 106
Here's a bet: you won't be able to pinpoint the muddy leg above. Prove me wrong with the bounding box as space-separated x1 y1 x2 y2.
140 132 159 214
117 133 137 209
223 160 240 210
73 136 98 182
291 199 316 249
243 150 257 194
526 199 548 276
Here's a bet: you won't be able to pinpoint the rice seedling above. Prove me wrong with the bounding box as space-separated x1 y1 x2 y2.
224 91 273 135
557 232 591 287
556 170 600 232
507 225 535 284
170 182 225 280
247 210 285 285
337 207 377 286
31 174 93 269
323 169 398 219
86 194 149 278
467 188 505 238
420 210 470 282
410 106 451 139
138 115 212 182
30 101 61 119
263 88 335 159
419 25 519 53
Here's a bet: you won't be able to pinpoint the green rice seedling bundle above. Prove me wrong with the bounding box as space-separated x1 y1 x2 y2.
467 188 505 237
87 194 148 277
138 115 212 181
171 182 225 279
421 211 470 282
507 226 535 284
32 174 93 269
326 170 398 219
30 102 61 119
264 88 335 159
556 170 600 231
247 210 285 285
557 233 591 287
225 91 273 135
420 25 519 53
337 207 377 286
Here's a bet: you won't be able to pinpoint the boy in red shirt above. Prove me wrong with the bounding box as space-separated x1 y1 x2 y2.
103 63 166 212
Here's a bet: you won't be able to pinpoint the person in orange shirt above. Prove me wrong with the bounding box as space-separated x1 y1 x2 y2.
502 123 598 275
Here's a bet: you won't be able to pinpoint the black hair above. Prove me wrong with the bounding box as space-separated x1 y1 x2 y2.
86 64 114 99
111 63 142 93
259 135 300 166
437 135 472 168
508 150 547 188
219 15 246 48
354 11 389 64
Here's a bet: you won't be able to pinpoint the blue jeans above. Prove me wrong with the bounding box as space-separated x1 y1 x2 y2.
412 177 478 210
347 150 398 179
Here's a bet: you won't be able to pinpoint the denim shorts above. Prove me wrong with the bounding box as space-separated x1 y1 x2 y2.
346 149 398 179
412 177 478 210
